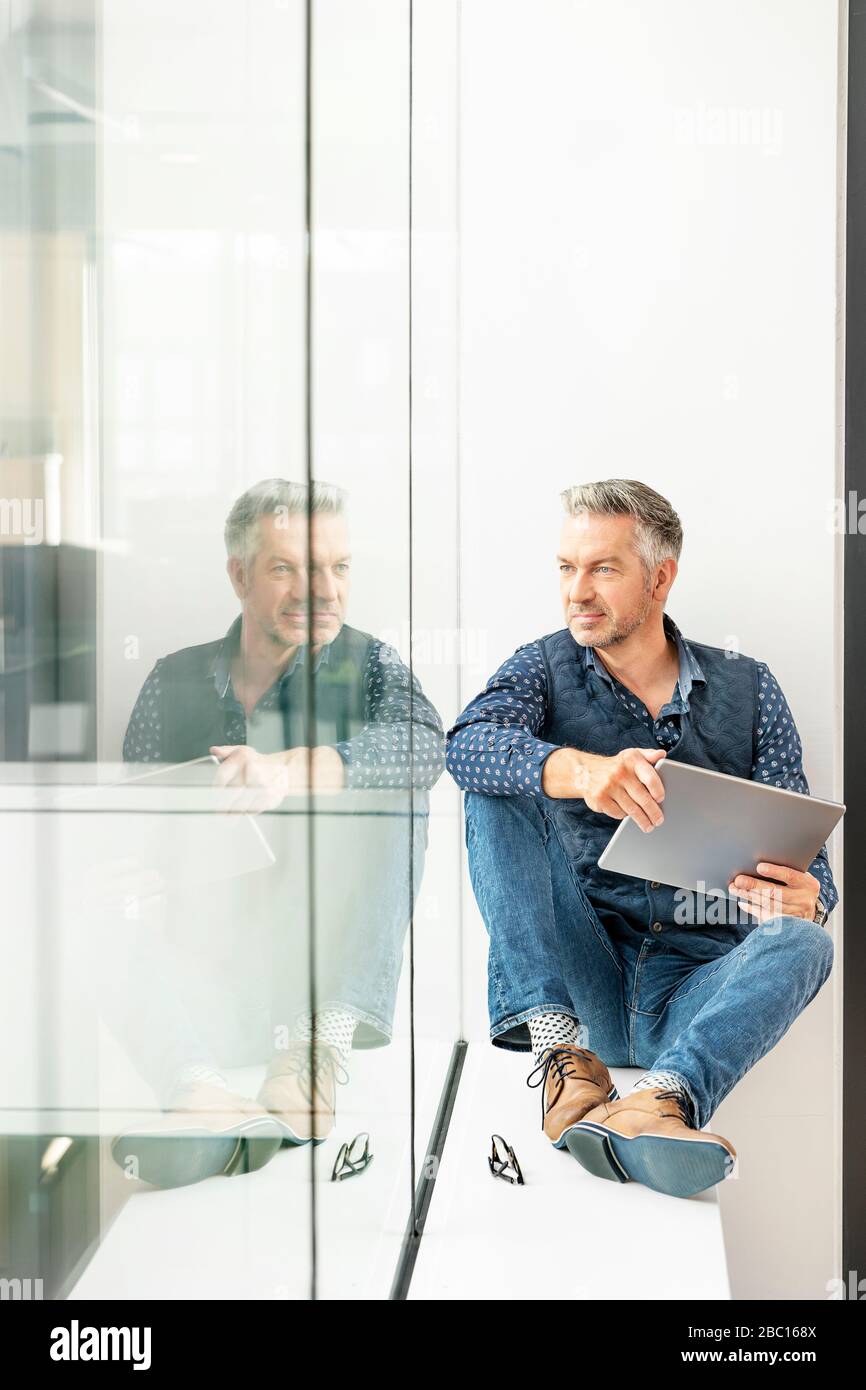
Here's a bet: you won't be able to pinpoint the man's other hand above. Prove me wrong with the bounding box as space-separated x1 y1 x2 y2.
728 862 820 924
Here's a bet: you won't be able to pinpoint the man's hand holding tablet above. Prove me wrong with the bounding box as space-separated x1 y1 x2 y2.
728 862 821 924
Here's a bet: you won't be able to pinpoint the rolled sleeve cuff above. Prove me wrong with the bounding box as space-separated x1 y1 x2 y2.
521 738 562 798
810 857 838 916
331 740 353 768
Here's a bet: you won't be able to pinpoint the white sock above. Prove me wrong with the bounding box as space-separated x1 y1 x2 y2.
527 1012 584 1064
293 1007 357 1069
631 1070 696 1125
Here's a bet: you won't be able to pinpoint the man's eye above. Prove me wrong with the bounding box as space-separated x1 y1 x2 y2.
559 564 573 573
595 566 612 573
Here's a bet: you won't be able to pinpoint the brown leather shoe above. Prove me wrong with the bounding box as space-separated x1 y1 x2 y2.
257 1041 348 1146
565 1086 737 1197
526 1045 620 1148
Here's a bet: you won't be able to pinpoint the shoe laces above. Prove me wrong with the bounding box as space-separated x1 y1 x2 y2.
525 1045 594 1128
279 1041 350 1103
652 1086 696 1129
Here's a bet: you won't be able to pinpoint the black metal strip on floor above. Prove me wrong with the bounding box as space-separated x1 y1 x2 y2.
390 1040 468 1300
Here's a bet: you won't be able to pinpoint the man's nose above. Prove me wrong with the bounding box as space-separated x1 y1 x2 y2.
568 570 595 604
313 568 339 604
286 566 310 608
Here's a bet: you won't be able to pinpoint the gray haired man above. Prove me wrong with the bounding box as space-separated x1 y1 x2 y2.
446 479 837 1198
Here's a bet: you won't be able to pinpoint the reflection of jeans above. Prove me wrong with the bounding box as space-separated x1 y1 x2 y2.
97 802 429 1105
464 791 834 1130
266 801 430 1049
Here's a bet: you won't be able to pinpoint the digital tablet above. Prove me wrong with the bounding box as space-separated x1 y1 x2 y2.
51 755 276 885
120 753 223 785
596 758 845 902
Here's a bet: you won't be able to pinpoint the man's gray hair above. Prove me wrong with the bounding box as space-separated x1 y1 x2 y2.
224 478 347 560
560 479 683 573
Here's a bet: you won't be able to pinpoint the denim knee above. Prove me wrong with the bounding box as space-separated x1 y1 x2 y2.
463 788 546 846
757 913 834 979
804 920 834 980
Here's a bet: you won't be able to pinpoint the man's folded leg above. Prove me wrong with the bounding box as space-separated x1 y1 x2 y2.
463 790 628 1146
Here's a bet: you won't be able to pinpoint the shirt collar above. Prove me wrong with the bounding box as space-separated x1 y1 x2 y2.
583 611 705 705
211 613 331 700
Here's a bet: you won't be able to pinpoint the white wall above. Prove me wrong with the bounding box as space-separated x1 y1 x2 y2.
456 0 843 1299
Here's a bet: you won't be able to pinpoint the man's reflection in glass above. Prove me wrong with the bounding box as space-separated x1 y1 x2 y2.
109 480 444 1183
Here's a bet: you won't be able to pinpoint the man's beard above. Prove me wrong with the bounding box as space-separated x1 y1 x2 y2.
267 608 336 647
573 586 653 649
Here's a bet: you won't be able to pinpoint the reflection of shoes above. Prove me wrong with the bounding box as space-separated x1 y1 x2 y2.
566 1087 737 1198
257 1042 348 1146
525 1046 620 1148
163 1081 275 1128
110 1083 283 1190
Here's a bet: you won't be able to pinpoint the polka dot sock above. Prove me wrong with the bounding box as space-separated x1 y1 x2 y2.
166 1062 229 1106
293 1007 357 1069
527 1012 584 1063
630 1070 697 1126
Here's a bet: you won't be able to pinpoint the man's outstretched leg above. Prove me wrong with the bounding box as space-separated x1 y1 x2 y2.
566 914 833 1197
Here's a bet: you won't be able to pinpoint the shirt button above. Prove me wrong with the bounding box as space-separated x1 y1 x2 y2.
651 921 663 933
650 881 660 890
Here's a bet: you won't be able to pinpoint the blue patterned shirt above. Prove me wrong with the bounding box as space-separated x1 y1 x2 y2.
445 613 838 915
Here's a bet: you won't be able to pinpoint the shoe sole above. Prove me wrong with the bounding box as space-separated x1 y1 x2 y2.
271 1116 332 1148
551 1083 620 1150
226 1118 285 1174
565 1121 735 1197
111 1116 283 1189
258 1100 333 1148
279 1133 329 1149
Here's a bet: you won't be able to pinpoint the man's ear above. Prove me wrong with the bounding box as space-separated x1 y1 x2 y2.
654 557 677 603
227 555 247 602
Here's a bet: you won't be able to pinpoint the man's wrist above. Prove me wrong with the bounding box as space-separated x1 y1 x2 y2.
313 745 348 787
541 746 588 798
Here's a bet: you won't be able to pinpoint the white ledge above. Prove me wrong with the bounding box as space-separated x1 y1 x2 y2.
408 1046 731 1301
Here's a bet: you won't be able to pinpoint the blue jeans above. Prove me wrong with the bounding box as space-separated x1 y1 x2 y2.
464 790 835 1130
95 799 429 1106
